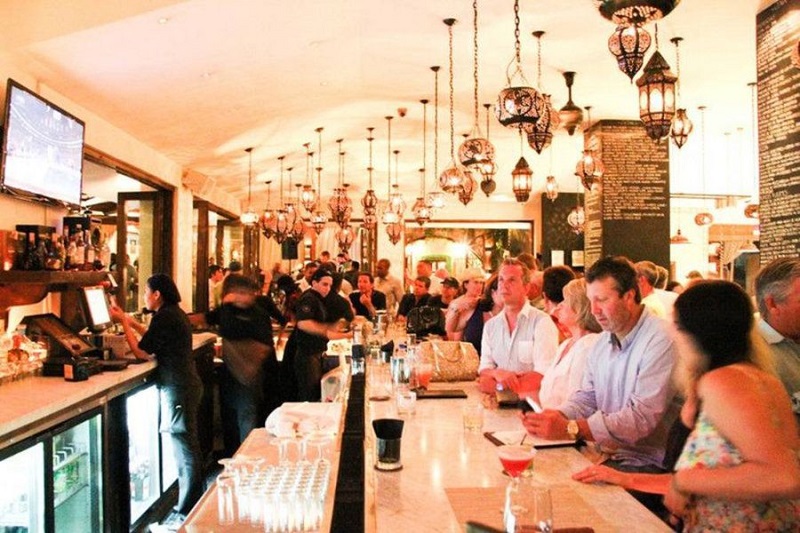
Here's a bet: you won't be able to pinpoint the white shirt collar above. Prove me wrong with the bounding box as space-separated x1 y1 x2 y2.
758 317 786 345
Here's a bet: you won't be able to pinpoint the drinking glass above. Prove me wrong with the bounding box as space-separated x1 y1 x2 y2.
271 437 293 465
513 485 553 533
216 471 237 525
306 435 334 465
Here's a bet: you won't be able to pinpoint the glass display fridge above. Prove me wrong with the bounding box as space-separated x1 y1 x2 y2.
126 383 179 527
0 411 102 533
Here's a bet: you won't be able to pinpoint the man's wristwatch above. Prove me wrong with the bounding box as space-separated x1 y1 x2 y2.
566 419 580 440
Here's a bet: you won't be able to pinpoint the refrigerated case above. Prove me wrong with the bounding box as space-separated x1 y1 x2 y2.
0 411 102 533
126 383 179 528
0 442 44 532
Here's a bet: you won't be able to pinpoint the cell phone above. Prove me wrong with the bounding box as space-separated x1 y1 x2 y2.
521 396 543 414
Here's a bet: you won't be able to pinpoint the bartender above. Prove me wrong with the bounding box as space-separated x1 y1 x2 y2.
109 273 204 521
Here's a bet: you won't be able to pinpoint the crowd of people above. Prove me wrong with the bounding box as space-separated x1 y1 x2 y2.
115 251 800 530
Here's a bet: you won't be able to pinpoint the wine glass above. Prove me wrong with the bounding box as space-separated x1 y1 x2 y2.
497 445 536 530
270 437 293 465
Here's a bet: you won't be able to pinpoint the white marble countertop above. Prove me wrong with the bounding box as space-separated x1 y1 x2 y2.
365 377 671 532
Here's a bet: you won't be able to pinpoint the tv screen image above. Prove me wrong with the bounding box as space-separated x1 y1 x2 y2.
1 79 85 207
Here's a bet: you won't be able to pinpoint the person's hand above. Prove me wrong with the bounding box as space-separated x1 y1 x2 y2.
109 303 126 323
327 327 353 341
493 369 519 392
521 409 569 440
572 465 628 486
664 475 689 520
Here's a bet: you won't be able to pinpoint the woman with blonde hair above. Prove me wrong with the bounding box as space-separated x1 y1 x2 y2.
538 278 602 409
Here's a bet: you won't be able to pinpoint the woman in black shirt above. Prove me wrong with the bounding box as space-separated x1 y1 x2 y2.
110 274 204 518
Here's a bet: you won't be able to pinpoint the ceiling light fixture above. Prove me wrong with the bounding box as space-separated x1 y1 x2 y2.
426 66 446 210
545 140 559 202
412 99 432 226
282 166 302 242
382 116 399 225
388 149 407 217
596 0 681 25
567 175 586 234
239 147 259 226
290 182 306 242
329 139 353 228
694 105 713 226
669 37 693 148
495 0 542 131
335 224 355 253
310 127 328 235
608 23 651 81
511 133 533 203
260 179 276 239
458 0 496 183
480 103 497 196
558 72 583 136
525 31 560 154
273 156 290 243
361 127 379 230
575 106 604 192
636 24 677 142
439 18 468 196
300 142 317 211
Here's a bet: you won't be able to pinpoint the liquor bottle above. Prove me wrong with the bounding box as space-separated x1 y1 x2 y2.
351 324 365 374
45 234 62 270
73 226 85 269
99 232 111 269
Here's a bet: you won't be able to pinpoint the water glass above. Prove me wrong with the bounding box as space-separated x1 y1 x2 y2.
462 402 484 432
216 472 237 525
396 388 416 415
514 484 553 533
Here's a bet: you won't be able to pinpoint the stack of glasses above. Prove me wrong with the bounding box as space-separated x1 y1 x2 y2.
218 460 332 531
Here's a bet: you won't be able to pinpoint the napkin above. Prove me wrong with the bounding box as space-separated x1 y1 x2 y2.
265 402 341 438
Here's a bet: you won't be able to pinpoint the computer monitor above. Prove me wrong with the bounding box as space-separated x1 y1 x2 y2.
80 285 114 333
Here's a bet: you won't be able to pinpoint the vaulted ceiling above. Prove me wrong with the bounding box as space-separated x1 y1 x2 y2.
0 0 766 209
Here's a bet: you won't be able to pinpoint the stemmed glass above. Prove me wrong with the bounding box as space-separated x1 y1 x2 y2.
306 434 334 466
270 437 294 465
496 445 537 531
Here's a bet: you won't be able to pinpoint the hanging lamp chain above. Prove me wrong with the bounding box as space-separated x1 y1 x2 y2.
246 148 253 207
448 20 456 160
421 99 428 195
433 66 440 179
513 0 521 66
386 116 393 197
472 0 479 127
536 32 542 89
367 127 375 189
278 155 285 204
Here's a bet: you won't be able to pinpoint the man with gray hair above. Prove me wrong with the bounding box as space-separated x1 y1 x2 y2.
755 257 800 426
635 260 666 319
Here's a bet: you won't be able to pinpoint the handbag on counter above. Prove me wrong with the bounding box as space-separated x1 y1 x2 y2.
418 340 479 382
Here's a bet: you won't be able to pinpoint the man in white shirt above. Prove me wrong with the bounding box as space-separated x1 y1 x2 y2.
479 258 559 395
755 257 800 427
635 260 666 319
374 258 404 314
415 259 442 296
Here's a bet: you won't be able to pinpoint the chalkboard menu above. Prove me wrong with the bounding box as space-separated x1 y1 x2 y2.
757 0 800 264
583 120 670 269
540 192 584 269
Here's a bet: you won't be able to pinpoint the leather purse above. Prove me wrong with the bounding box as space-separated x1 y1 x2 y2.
418 340 479 382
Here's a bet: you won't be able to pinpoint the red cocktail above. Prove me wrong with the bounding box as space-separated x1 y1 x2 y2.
497 445 536 478
415 363 433 389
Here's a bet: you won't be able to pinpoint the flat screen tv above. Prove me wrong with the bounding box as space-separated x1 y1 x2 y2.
0 79 85 207
80 285 114 333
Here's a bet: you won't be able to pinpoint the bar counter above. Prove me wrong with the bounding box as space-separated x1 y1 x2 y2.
182 371 670 532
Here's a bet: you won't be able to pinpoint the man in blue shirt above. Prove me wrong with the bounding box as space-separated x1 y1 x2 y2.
522 256 678 515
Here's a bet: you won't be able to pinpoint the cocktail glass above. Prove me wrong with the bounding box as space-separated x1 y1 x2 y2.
497 445 537 530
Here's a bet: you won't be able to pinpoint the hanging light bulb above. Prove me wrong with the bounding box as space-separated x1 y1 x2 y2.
495 0 543 130
260 179 276 239
525 31 560 154
239 147 259 226
439 18 468 195
361 127 379 230
575 106 605 192
300 142 317 211
426 66 447 210
558 72 583 136
694 105 714 226
310 127 329 235
413 100 432 226
669 37 693 148
458 0 496 182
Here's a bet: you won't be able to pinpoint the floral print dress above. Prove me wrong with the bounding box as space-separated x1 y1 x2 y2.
675 411 800 532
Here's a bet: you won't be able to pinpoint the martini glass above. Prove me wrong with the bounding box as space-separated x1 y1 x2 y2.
497 445 536 530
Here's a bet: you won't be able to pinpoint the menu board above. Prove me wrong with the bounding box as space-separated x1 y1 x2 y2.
583 121 670 269
756 0 800 263
540 192 584 269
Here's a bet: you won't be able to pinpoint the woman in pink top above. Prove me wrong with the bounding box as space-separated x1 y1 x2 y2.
538 278 601 409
